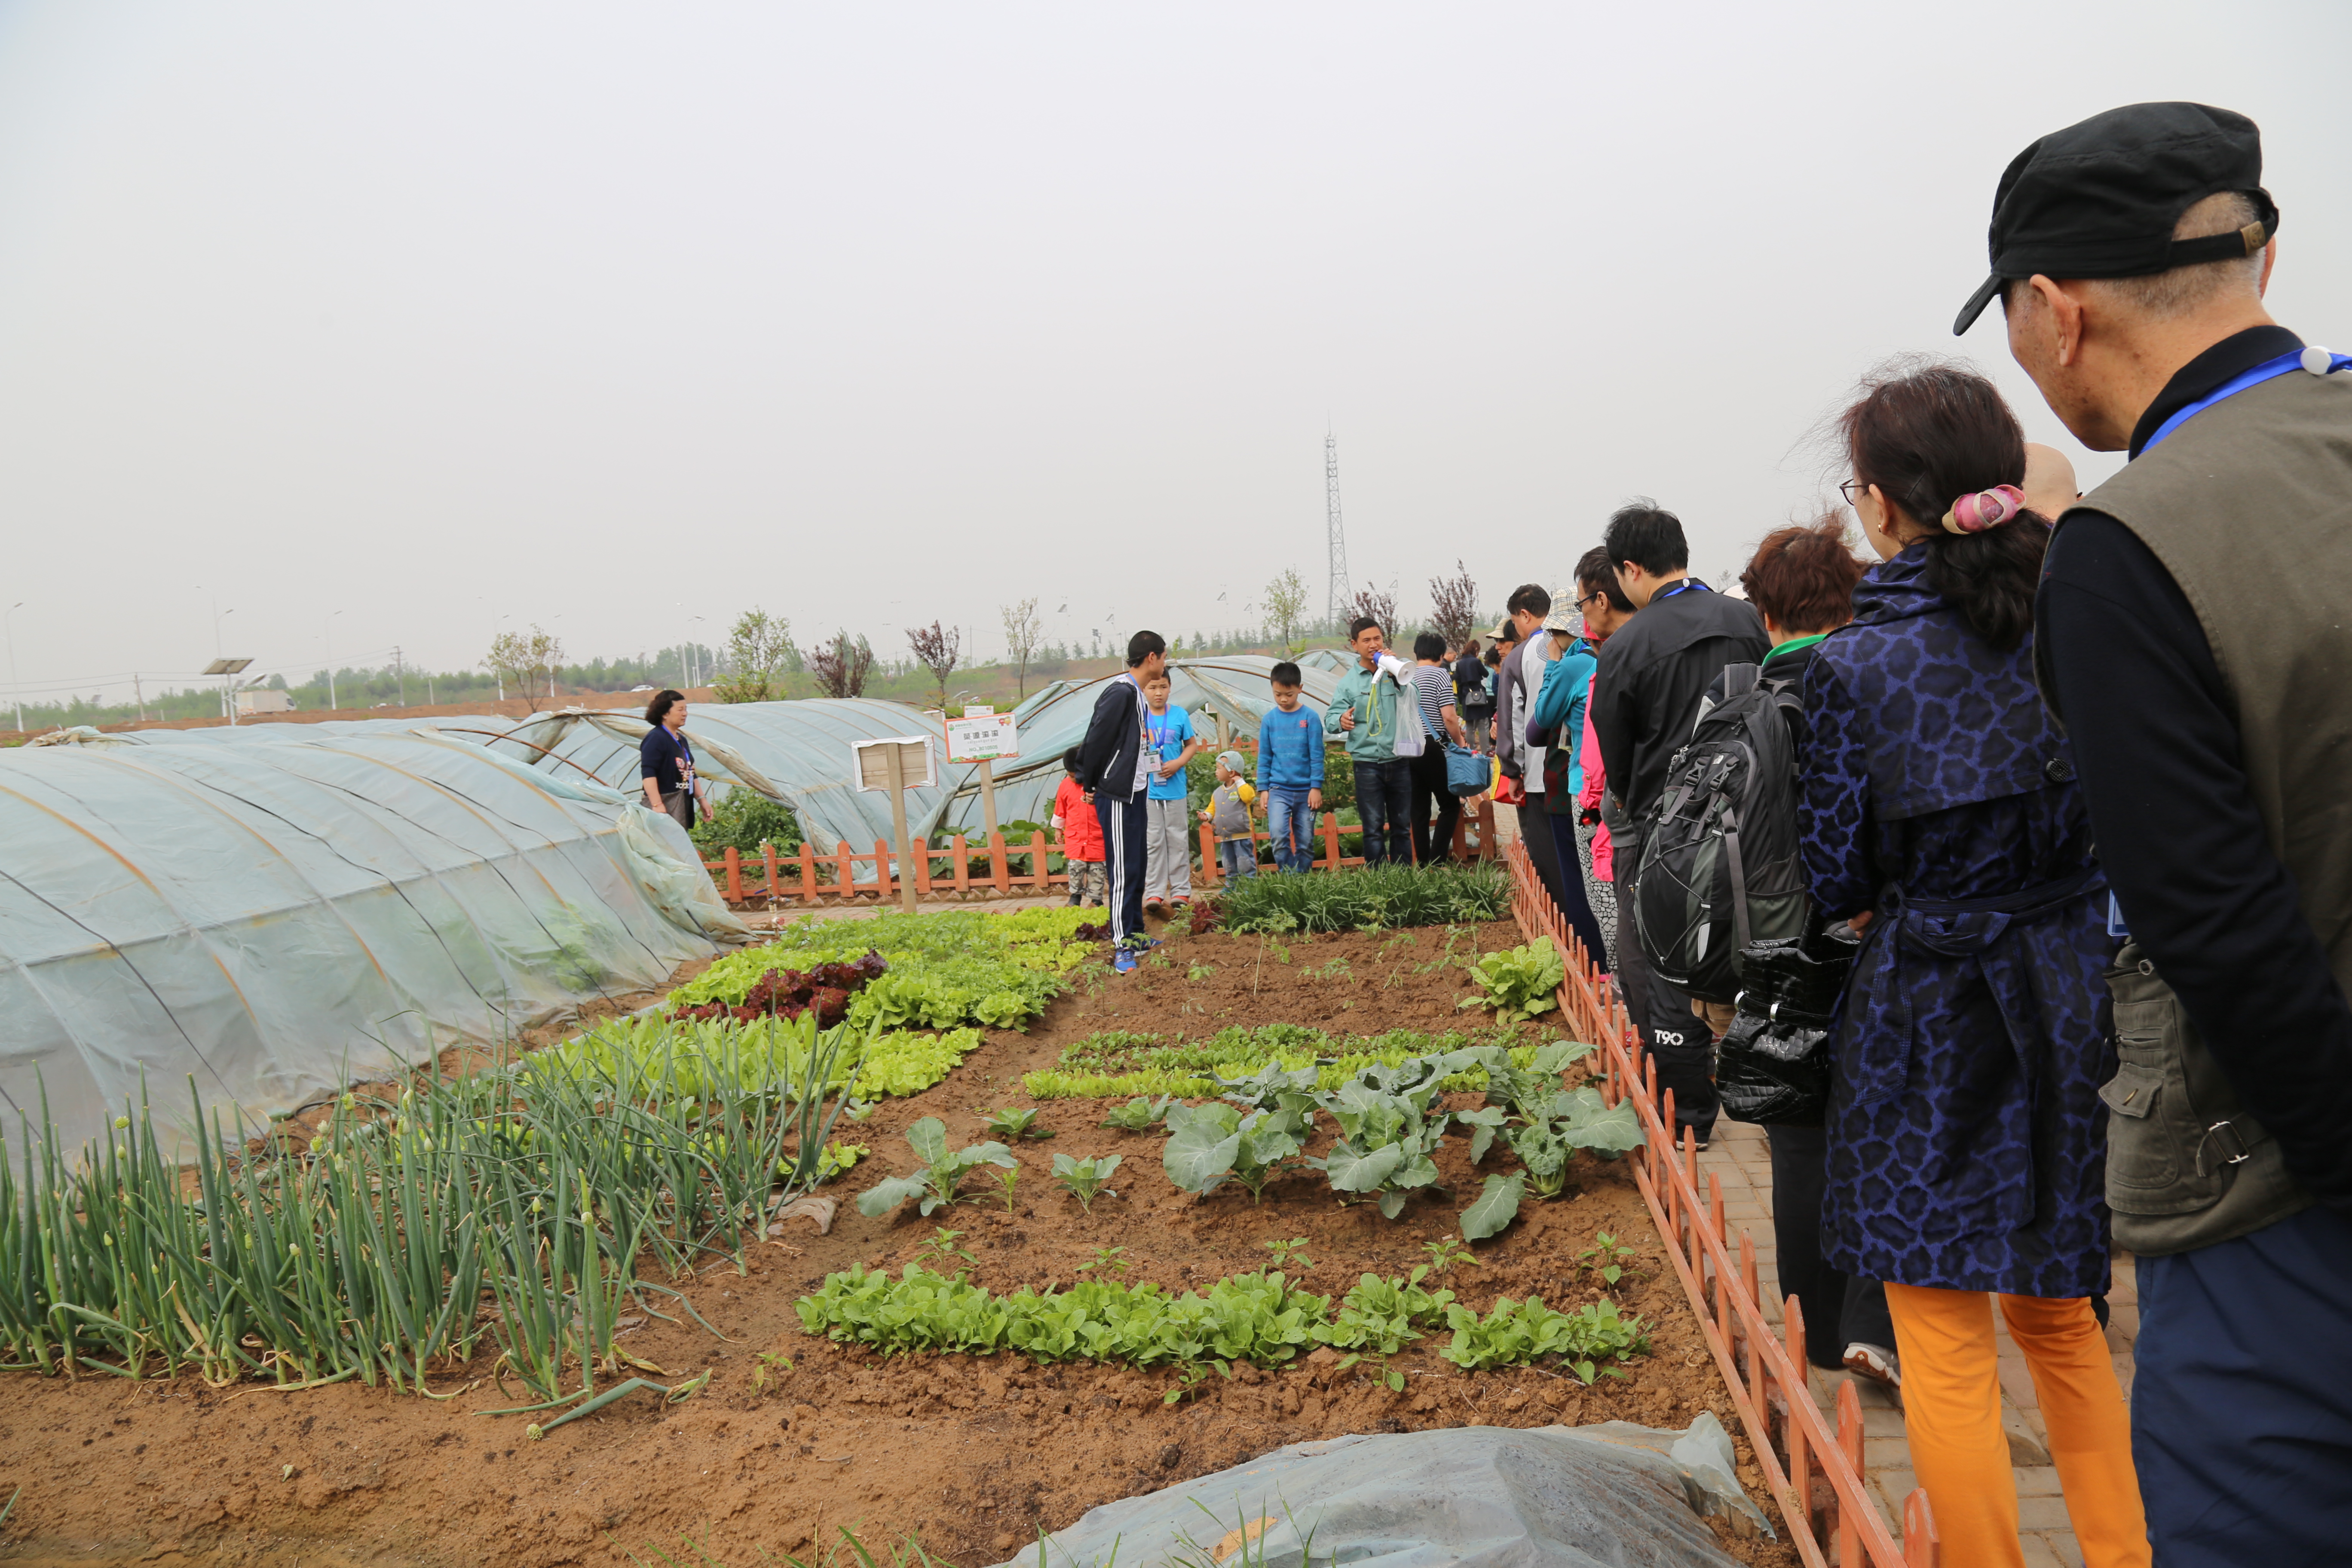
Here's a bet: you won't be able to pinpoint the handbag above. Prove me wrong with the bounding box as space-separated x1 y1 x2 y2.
1443 742 1485 796
1716 925 1858 1126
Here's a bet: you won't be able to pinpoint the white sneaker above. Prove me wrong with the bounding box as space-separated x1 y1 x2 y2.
1843 1341 1901 1390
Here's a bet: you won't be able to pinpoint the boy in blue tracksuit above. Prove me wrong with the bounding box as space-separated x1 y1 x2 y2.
1256 661 1326 874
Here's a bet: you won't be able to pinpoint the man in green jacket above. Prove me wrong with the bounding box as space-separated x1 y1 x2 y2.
1326 616 1415 867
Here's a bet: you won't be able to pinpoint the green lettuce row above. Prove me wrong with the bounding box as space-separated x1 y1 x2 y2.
1023 1041 1562 1102
531 1015 983 1101
796 1262 1645 1375
671 908 1102 1032
1055 1023 1526 1077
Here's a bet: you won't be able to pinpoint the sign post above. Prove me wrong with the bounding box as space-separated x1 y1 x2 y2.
943 706 1022 847
853 735 937 915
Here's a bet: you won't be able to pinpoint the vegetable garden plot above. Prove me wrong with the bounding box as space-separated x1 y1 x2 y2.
0 910 1795 1568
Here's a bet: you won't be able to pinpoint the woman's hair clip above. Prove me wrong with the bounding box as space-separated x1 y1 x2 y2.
1941 483 2027 535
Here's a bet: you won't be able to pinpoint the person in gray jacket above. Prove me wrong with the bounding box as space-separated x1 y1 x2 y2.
1491 586 1567 912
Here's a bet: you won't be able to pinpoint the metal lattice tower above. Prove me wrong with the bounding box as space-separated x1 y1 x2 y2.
1324 431 1350 626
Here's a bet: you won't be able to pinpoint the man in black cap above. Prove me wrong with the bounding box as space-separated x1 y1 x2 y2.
1966 101 2352 1563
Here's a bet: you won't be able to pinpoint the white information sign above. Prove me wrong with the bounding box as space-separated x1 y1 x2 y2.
943 711 1021 766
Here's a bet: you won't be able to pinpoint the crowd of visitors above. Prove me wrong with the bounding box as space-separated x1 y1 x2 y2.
1062 100 2351 1567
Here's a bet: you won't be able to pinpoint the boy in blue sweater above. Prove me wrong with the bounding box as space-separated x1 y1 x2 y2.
1256 662 1327 874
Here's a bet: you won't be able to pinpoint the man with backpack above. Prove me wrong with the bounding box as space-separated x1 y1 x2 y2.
1589 501 1769 1145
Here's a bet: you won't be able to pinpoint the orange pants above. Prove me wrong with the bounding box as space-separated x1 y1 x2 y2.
1883 1284 2148 1568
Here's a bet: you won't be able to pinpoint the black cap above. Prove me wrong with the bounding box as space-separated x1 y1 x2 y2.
1953 102 2277 335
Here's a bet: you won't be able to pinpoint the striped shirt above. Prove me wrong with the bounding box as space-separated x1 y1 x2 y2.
1411 665 1453 740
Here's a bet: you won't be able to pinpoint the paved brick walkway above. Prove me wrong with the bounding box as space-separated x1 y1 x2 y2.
1704 1120 2139 1566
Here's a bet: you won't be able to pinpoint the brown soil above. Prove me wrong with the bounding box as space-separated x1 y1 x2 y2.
0 917 1795 1568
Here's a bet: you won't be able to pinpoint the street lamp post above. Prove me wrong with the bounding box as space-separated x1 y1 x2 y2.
325 610 344 711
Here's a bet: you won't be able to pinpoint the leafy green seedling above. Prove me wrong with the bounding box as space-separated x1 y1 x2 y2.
1262 1237 1314 1272
1075 1245 1129 1280
749 1350 793 1396
1099 1095 1177 1132
1337 1350 1407 1393
991 1166 1020 1213
1188 962 1219 982
982 1107 1054 1142
1161 1358 1231 1406
1577 1231 1638 1287
1052 1152 1123 1214
914 1227 977 1268
1421 1234 1482 1276
854 1117 1018 1219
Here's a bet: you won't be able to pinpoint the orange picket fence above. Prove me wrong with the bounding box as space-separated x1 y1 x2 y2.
698 795 1502 906
1505 841 1940 1567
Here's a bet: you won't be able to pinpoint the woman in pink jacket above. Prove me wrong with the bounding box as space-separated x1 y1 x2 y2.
1571 548 1635 967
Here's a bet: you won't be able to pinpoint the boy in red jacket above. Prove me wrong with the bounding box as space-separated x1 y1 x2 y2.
1052 747 1108 906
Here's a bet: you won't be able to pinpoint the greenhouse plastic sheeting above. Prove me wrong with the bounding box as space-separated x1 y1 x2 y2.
934 657 1344 836
992 1418 1767 1568
0 729 750 1164
488 695 1050 882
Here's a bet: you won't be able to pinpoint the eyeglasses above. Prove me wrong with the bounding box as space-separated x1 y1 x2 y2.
1838 479 1871 505
1574 591 1605 611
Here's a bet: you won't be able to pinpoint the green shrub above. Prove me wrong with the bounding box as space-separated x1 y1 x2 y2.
690 790 803 858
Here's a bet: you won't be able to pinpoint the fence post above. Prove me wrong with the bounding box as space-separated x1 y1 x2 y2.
799 842 818 903
723 846 744 903
952 834 971 896
1030 830 1051 891
762 841 779 905
1836 1379 1864 1565
1783 1295 1811 1542
914 835 934 897
1902 1489 1939 1568
835 840 855 899
1199 821 1219 885
989 832 1010 895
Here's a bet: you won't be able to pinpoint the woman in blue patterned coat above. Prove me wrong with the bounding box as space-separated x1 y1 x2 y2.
1800 361 2147 1568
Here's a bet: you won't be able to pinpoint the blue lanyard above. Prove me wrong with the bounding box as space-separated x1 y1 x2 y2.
2142 347 2351 453
1658 578 1709 599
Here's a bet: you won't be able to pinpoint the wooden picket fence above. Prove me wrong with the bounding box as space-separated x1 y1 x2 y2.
1505 841 1940 1567
699 795 1501 906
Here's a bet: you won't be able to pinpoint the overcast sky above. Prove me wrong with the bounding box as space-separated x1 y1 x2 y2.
1 1 2346 705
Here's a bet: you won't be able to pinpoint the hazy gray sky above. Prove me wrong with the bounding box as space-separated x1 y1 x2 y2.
2 2 2346 705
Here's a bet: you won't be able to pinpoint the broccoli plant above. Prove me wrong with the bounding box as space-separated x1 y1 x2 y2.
1099 1095 1178 1132
982 1107 1054 1142
1503 1088 1642 1198
1051 1152 1123 1214
1161 1103 1308 1203
854 1117 1017 1218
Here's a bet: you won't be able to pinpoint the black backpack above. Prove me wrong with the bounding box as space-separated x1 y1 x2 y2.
1627 664 1811 1004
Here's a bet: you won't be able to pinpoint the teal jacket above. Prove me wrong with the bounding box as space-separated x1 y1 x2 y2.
1528 637 1597 796
1327 662 1401 763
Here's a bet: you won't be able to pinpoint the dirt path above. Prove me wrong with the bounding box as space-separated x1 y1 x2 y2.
0 918 1796 1568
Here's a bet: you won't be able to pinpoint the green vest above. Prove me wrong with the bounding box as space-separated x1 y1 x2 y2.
2067 365 2352 1254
